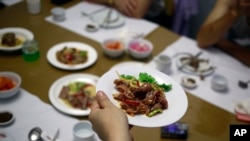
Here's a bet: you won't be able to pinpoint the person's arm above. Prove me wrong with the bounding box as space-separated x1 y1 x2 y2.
215 39 250 67
85 0 152 18
196 0 237 48
89 91 132 141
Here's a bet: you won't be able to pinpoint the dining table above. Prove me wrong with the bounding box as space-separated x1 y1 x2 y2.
0 1 249 141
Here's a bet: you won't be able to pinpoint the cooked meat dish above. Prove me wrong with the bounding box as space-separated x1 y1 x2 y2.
1 32 16 46
56 47 88 65
112 73 171 117
58 81 95 110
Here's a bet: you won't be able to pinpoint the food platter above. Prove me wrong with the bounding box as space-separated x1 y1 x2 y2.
91 8 125 29
47 42 98 70
0 27 34 51
175 53 214 76
49 73 99 116
110 61 147 70
96 66 188 127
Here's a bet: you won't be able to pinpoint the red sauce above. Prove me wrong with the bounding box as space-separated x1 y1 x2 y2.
0 76 16 91
105 41 123 50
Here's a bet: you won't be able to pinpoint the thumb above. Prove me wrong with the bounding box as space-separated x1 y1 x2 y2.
96 90 113 108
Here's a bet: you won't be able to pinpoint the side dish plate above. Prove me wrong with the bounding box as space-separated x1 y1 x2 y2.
96 66 188 127
47 41 98 70
49 73 99 116
0 27 34 51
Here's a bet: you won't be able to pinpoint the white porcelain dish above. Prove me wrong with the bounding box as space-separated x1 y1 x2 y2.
0 27 34 51
181 76 197 89
0 71 21 99
176 53 214 76
128 39 153 59
96 66 188 127
102 38 125 58
0 111 15 126
90 8 125 29
73 120 95 141
110 61 146 70
211 74 228 92
49 73 99 116
0 131 15 141
47 41 98 70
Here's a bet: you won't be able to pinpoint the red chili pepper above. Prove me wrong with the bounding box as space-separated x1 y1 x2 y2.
64 54 73 61
123 100 140 106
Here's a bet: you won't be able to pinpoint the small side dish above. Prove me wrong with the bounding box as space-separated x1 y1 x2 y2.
181 76 197 89
128 39 153 59
0 71 21 99
56 47 88 65
58 81 96 110
112 72 172 117
102 38 125 58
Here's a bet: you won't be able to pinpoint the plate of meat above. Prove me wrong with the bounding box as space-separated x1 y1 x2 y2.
96 66 188 127
49 73 99 116
0 27 34 51
47 42 98 70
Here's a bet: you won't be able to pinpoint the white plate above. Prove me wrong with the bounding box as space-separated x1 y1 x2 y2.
91 9 125 29
47 42 98 70
49 73 99 116
176 54 214 76
110 61 146 70
96 66 188 127
0 132 15 141
0 27 34 51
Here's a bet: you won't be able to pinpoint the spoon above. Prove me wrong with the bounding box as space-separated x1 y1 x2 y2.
28 127 43 141
238 80 250 89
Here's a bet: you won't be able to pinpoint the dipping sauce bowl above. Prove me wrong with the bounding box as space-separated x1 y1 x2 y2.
73 120 95 141
211 74 228 92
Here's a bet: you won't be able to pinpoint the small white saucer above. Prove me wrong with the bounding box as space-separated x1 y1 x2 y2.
0 111 15 126
181 76 197 89
0 131 15 141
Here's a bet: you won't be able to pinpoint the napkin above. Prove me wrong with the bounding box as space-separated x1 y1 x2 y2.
0 88 101 141
148 36 250 114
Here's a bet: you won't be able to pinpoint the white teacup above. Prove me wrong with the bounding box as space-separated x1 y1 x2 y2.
155 55 172 74
73 120 95 141
51 7 66 22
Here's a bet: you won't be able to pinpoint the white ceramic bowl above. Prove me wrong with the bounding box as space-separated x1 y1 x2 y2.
73 120 95 141
211 74 228 92
0 71 21 99
102 38 125 58
128 39 153 59
181 76 197 89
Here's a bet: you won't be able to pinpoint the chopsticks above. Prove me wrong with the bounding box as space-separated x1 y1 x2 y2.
101 8 112 28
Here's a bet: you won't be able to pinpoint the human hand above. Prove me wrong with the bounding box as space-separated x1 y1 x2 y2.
114 0 137 17
89 91 133 141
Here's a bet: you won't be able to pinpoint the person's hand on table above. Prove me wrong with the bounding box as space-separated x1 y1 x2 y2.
85 0 139 17
89 90 133 141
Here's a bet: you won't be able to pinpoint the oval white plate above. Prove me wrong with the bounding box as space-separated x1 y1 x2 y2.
96 66 188 127
0 27 34 51
91 9 125 29
47 42 98 70
110 61 146 70
176 54 214 76
49 73 99 116
0 132 15 141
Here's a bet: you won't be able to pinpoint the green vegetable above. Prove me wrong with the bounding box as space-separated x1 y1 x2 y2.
148 109 163 117
69 82 85 92
139 72 172 92
120 74 135 80
79 51 87 57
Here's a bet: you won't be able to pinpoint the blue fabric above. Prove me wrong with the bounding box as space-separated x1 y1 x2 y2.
172 0 198 36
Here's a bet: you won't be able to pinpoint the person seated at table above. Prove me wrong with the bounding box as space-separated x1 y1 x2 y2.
196 0 250 67
89 91 133 141
84 0 174 29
